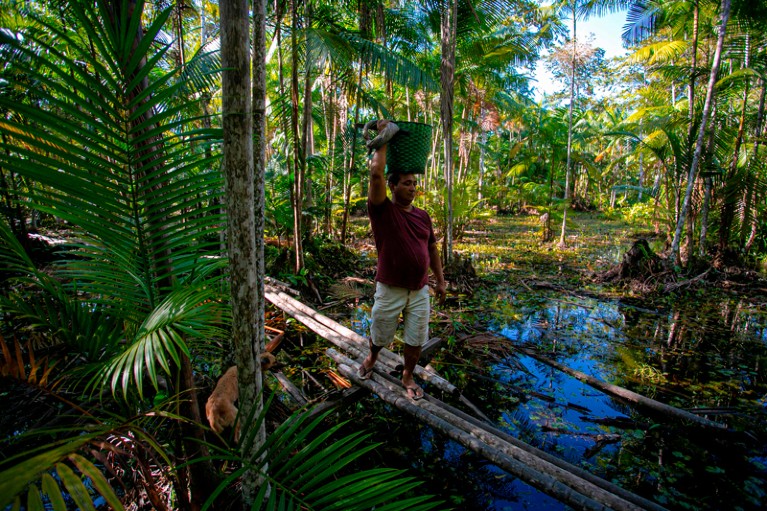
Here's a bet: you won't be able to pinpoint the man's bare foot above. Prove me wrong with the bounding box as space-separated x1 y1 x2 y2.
404 383 424 400
358 363 374 380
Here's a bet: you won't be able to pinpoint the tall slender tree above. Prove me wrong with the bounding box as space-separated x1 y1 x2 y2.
669 0 731 266
440 0 458 263
220 0 265 504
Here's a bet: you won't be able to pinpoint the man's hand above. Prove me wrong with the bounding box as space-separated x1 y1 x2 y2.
364 120 399 153
433 280 447 306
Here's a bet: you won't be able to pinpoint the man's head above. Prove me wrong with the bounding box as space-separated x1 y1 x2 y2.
387 171 418 207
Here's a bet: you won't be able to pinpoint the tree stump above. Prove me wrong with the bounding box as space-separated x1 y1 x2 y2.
444 251 478 293
597 239 664 283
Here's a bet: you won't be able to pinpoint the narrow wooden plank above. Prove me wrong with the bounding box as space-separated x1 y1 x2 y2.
265 287 460 396
328 348 663 511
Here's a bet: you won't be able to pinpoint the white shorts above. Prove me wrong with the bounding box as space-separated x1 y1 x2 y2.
370 282 430 348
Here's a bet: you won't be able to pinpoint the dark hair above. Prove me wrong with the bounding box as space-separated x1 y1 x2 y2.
387 172 401 187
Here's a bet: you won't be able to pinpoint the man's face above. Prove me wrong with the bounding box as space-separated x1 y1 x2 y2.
390 173 418 206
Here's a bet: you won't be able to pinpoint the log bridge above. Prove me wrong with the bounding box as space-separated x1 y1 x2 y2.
265 285 668 511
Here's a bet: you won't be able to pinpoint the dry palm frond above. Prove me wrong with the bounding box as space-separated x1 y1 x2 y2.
0 334 57 387
325 369 352 389
328 280 366 302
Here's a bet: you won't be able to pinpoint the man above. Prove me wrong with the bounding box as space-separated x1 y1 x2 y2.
358 120 446 400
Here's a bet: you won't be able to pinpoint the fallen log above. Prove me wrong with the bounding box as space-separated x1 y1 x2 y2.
366 366 664 511
302 387 368 421
328 349 663 511
270 371 307 406
516 346 728 431
419 336 444 365
265 287 459 396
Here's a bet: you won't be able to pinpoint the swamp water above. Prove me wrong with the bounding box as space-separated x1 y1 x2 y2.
349 287 767 510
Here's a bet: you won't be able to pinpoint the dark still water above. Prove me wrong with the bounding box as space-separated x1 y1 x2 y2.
351 288 767 510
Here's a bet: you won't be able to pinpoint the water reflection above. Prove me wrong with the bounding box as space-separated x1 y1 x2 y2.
485 290 767 510
349 289 767 509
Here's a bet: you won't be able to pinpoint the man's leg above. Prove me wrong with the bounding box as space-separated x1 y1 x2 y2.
359 338 383 379
361 283 405 379
401 343 422 397
401 286 430 399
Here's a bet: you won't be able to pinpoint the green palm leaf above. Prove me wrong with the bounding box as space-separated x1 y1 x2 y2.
0 0 227 387
0 434 124 511
201 404 445 511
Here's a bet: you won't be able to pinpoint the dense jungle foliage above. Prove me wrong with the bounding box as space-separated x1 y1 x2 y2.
1 0 767 509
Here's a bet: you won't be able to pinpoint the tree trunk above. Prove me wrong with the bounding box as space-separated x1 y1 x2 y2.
300 0 314 238
560 4 577 248
221 0 265 506
440 0 457 263
669 0 731 267
340 64 364 244
744 78 766 253
687 0 699 143
290 0 304 273
251 0 269 472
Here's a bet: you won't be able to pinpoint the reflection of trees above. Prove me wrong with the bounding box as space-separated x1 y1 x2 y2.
616 298 767 407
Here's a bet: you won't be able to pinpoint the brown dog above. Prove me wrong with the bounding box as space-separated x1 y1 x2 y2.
206 365 239 441
205 353 277 442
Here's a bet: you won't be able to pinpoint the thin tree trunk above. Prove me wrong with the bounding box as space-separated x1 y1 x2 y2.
687 0 699 142
251 0 269 493
221 0 264 506
719 35 750 255
340 65 364 244
745 79 766 253
561 4 577 248
290 0 304 273
670 0 731 267
440 0 457 263
699 106 718 256
478 127 486 202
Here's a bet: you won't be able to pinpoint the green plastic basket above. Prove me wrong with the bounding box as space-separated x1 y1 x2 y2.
386 121 433 175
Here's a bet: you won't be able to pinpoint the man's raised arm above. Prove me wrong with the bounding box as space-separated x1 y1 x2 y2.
366 120 399 206
369 144 387 206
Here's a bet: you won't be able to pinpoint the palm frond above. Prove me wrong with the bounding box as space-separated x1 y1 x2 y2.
0 0 224 308
0 435 125 511
627 39 688 65
346 34 440 93
95 286 227 400
623 0 659 46
203 406 444 511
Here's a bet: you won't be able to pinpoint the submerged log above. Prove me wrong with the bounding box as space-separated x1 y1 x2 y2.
302 387 368 421
328 349 666 511
517 347 728 431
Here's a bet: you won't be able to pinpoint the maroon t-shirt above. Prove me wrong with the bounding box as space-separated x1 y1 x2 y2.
368 197 436 290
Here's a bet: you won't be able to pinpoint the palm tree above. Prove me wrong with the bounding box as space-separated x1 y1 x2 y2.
669 0 730 266
0 0 227 505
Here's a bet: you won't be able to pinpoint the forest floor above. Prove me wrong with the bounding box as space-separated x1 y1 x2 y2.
322 209 767 313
